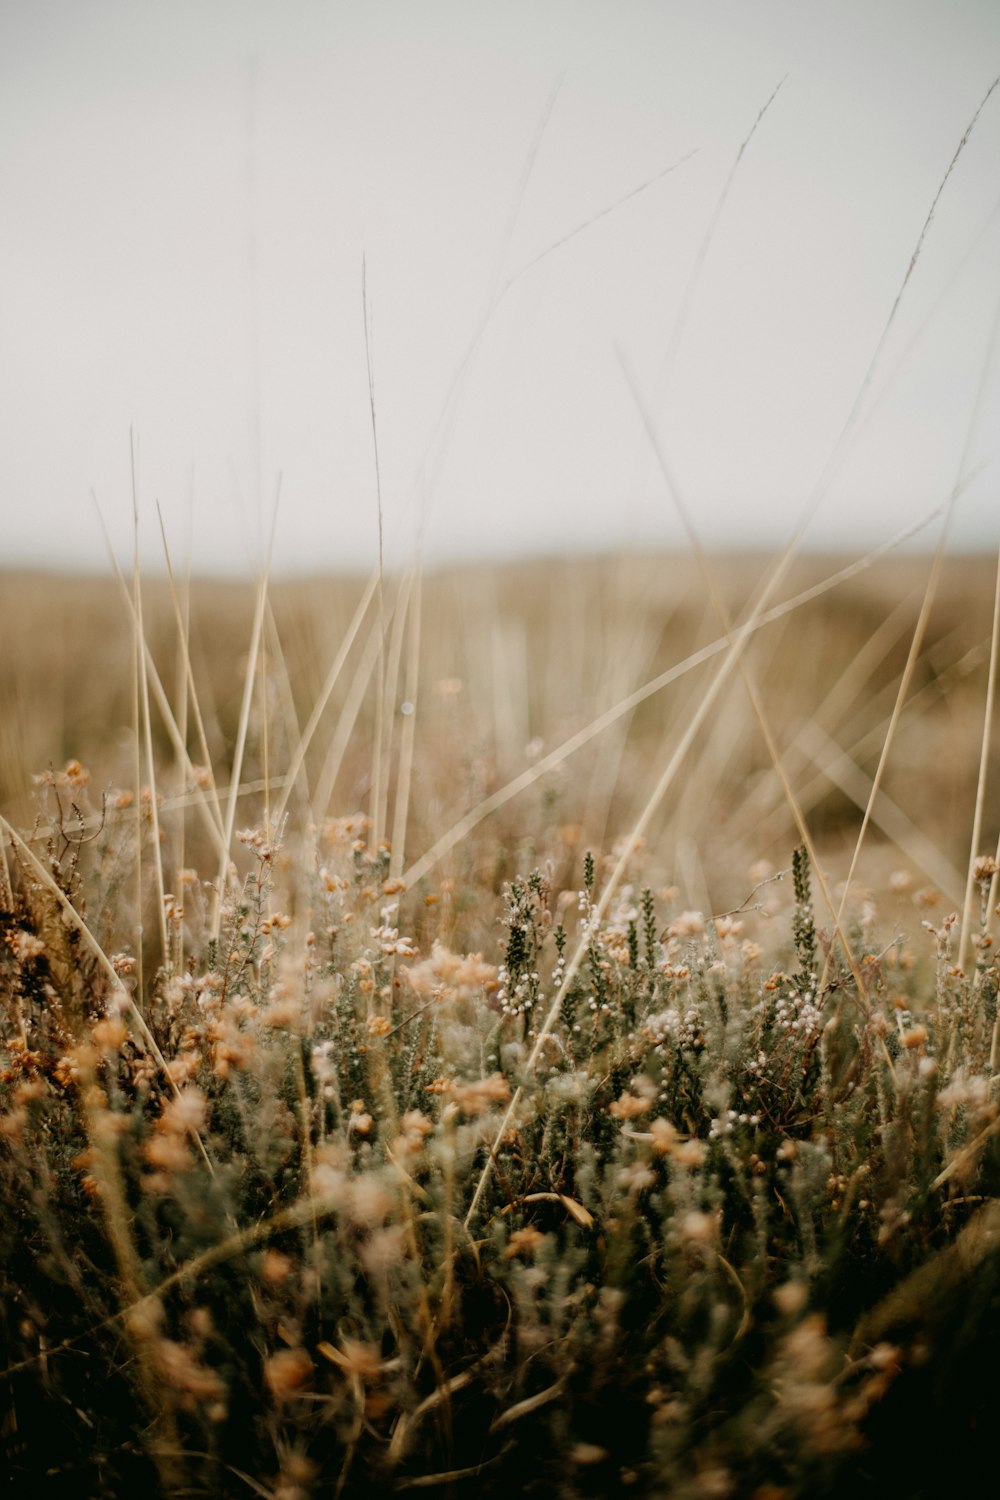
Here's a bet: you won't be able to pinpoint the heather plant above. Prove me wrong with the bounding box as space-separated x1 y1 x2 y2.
2 738 1000 1498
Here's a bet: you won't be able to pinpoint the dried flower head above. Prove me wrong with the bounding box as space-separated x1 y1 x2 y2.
450 1073 510 1116
264 1347 314 1399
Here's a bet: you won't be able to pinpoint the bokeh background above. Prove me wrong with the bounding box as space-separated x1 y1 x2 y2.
3 0 999 575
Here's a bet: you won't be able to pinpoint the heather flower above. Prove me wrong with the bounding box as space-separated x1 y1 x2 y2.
403 940 498 1000
609 1091 651 1121
450 1073 510 1116
264 1347 314 1399
11 931 45 963
156 1339 226 1410
505 1226 546 1258
668 911 705 938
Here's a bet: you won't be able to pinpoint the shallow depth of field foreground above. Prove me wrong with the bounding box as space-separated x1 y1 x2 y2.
1 549 1000 1499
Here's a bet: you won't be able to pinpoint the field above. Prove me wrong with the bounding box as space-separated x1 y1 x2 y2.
1 546 999 1498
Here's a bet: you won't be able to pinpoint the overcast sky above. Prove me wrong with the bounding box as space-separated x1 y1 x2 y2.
2 0 999 576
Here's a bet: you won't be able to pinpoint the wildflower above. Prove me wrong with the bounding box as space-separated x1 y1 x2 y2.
261 991 301 1029
310 1042 335 1087
157 1339 225 1409
53 1050 89 1088
209 1018 257 1076
617 1162 655 1193
649 1118 678 1154
937 1070 991 1115
673 1137 708 1168
609 1091 651 1121
677 1210 718 1247
360 1225 407 1274
310 1157 349 1206
278 1454 318 1497
261 1249 295 1285
347 1101 373 1137
61 759 90 790
348 1174 393 1227
264 1347 314 1398
570 1443 609 1466
505 1225 546 1258
352 957 376 994
370 919 417 958
11 931 45 963
451 1073 510 1116
323 812 369 844
668 910 704 938
91 1018 127 1051
160 1087 207 1136
144 1133 192 1173
393 1109 434 1159
318 1337 384 1380
400 1109 433 1138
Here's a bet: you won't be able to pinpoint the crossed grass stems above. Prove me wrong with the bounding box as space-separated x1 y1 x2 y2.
2 517 1000 1496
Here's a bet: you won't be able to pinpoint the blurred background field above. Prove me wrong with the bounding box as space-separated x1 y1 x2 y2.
2 548 994 948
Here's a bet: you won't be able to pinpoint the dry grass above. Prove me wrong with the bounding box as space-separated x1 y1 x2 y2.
2 550 995 910
1 544 999 1499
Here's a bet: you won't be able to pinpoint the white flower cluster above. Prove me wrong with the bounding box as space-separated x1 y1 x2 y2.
311 1041 337 1100
645 1006 703 1054
495 965 539 1018
771 987 823 1037
708 1107 761 1140
370 903 417 959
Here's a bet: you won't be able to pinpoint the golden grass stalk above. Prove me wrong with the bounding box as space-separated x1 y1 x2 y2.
375 566 416 850
94 504 231 878
618 350 876 1018
796 722 965 903
390 562 423 881
130 440 170 970
271 570 380 829
212 526 275 942
959 545 1000 972
837 259 1000 965
402 516 941 891
311 611 386 821
156 503 227 842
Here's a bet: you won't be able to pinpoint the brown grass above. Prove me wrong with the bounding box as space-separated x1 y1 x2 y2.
2 550 995 929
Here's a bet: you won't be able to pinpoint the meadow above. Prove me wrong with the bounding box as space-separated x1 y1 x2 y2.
1 544 999 1498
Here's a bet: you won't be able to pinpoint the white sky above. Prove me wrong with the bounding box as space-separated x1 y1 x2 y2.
2 0 999 576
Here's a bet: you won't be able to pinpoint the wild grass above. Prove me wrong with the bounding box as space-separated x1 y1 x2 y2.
1 542 999 1499
3 66 1000 1500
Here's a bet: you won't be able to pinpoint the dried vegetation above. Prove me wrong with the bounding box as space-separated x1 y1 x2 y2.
1 547 999 1498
